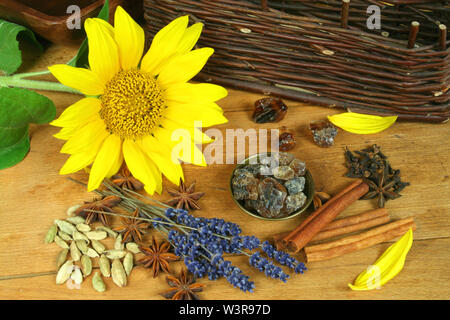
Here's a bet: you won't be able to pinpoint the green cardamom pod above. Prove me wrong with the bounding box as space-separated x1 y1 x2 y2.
111 259 127 287
69 241 81 261
58 230 72 241
44 225 57 244
123 252 133 276
76 223 91 233
92 272 106 292
73 231 90 243
54 235 69 249
91 240 106 254
65 216 85 225
75 240 89 254
95 226 118 238
114 234 124 250
104 249 127 260
54 219 77 235
81 255 92 277
66 204 81 217
85 231 107 240
99 254 111 277
125 242 141 254
56 260 74 284
86 248 100 258
56 249 68 270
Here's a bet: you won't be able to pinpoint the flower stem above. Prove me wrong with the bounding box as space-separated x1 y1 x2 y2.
0 75 81 94
12 70 52 79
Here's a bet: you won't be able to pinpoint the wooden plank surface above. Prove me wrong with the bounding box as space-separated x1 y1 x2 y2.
0 44 449 300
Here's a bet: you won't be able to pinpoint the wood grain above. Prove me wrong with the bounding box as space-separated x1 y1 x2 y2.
0 44 449 299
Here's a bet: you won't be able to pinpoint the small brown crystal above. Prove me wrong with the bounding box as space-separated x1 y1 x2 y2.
309 120 338 147
278 126 296 151
252 97 288 123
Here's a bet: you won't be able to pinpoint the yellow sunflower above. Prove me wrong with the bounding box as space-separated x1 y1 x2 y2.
49 6 228 194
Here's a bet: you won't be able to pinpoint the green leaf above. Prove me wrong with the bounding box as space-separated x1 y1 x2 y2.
67 0 110 68
0 87 56 169
0 19 42 75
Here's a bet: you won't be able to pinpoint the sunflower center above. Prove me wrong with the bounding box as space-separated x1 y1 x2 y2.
100 69 165 139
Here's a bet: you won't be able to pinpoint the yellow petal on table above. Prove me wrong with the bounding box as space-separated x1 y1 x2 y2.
123 139 162 195
165 101 227 127
48 64 104 96
88 134 123 191
141 136 184 185
348 228 413 291
85 18 120 84
140 15 189 76
50 98 100 128
60 118 109 155
164 83 228 104
328 112 398 134
157 48 214 87
114 6 145 70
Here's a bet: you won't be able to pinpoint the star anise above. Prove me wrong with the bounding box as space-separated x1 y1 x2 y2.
160 268 205 300
111 166 144 191
166 179 205 210
362 165 401 208
138 236 179 277
73 195 121 225
113 208 150 243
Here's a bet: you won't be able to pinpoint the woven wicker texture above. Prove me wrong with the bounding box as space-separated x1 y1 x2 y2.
144 0 449 122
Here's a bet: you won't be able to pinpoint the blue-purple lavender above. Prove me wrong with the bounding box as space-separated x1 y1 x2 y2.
159 208 307 292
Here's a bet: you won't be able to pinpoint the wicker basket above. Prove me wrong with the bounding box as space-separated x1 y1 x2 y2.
143 0 450 122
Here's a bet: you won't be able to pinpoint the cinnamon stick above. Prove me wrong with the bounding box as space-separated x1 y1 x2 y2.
305 217 415 253
273 208 388 247
305 219 416 262
285 180 369 252
311 213 390 242
282 179 363 245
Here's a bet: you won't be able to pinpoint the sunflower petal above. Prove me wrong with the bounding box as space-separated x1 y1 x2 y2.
123 139 162 194
48 64 104 96
141 135 184 185
176 23 203 55
114 6 145 70
85 18 120 83
140 15 189 75
52 115 97 140
154 126 207 166
164 83 228 103
50 98 101 128
157 48 214 87
160 118 214 144
88 134 122 191
107 149 124 178
328 112 398 134
59 134 107 175
164 101 227 127
60 151 96 175
60 118 109 154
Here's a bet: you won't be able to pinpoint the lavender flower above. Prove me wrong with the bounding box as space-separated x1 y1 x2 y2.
161 208 305 292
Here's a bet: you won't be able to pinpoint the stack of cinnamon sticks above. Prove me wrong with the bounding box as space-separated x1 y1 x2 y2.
274 179 416 262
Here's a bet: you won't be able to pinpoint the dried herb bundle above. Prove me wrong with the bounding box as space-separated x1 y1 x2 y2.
344 144 410 208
